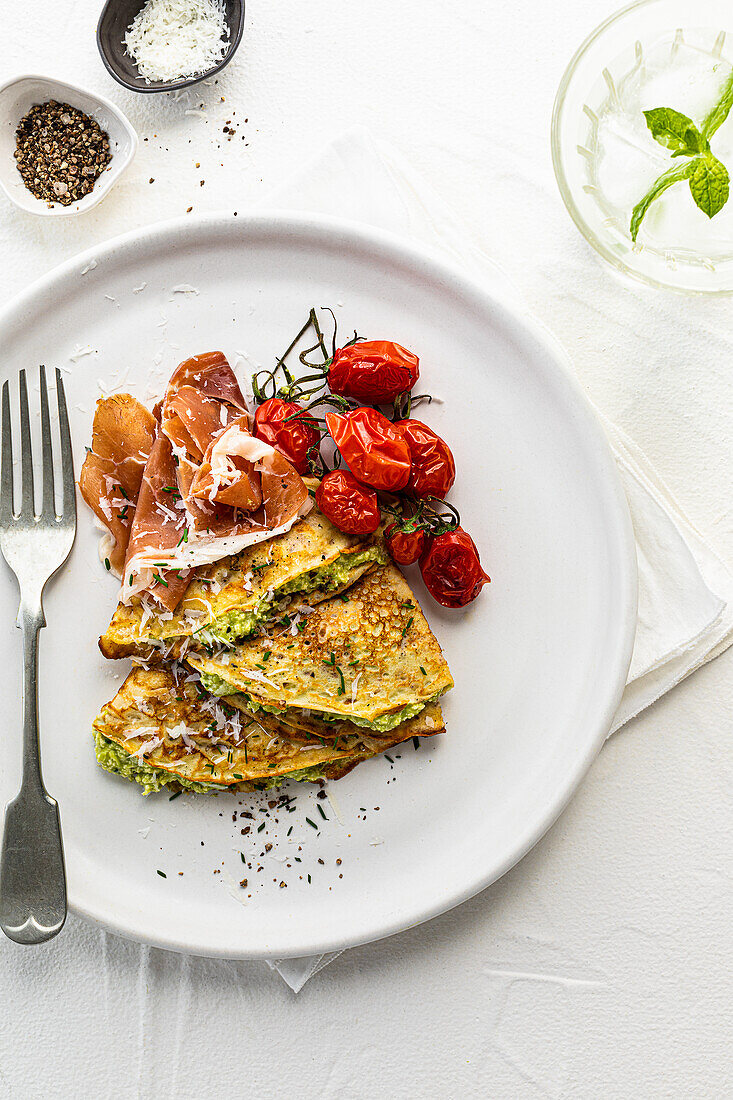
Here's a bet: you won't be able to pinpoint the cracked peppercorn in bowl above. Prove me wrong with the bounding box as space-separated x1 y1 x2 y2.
0 74 137 217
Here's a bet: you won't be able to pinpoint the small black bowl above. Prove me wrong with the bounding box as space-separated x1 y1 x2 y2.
97 0 245 93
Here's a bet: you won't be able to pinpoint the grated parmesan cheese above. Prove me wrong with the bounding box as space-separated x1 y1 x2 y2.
124 0 230 84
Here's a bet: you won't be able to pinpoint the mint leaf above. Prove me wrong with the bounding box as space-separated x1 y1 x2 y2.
630 159 697 242
701 69 733 139
644 108 707 155
688 155 730 218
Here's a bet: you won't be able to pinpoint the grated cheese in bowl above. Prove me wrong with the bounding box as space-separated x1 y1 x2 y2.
124 0 230 84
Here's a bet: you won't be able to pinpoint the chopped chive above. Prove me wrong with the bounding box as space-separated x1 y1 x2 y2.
412 737 420 750
240 852 246 863
317 804 328 821
157 870 167 878
287 825 293 837
104 557 111 571
419 666 427 675
307 874 311 883
153 572 169 587
306 817 318 830
401 617 413 638
385 754 394 764
257 821 266 833
168 791 182 801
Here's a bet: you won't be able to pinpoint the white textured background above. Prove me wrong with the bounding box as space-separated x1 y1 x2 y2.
1 1 732 1097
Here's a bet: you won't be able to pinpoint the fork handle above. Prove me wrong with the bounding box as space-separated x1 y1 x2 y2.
0 602 66 944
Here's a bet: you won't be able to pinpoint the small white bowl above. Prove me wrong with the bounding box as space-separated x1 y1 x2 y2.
0 74 137 217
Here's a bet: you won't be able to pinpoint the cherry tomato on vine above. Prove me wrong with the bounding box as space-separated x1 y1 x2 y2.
253 398 320 475
326 408 411 492
385 522 427 565
397 418 456 499
315 470 381 535
328 341 419 403
419 527 489 608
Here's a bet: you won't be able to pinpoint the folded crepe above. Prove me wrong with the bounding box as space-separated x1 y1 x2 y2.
99 501 388 658
184 564 454 734
93 667 445 795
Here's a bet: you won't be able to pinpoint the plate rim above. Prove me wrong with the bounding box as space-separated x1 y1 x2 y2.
0 211 638 959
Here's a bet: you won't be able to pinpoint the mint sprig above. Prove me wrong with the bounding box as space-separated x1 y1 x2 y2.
629 70 733 242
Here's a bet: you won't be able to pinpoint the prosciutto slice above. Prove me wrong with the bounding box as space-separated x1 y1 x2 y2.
85 352 312 610
122 429 192 610
79 394 157 574
163 351 248 413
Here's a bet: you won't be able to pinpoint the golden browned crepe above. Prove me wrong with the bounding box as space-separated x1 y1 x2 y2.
93 666 444 795
99 496 386 659
185 565 454 733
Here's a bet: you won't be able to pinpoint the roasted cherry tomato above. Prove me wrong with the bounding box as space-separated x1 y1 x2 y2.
315 470 381 535
419 527 490 608
328 341 419 403
326 408 411 492
385 522 427 565
253 398 320 475
397 418 456 499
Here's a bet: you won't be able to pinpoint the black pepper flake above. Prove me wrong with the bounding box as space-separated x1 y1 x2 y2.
14 101 111 207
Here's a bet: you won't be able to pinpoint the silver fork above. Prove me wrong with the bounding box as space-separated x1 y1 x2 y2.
0 367 76 944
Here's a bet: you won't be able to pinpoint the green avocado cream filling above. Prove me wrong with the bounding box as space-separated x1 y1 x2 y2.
94 731 222 796
94 732 335 795
200 547 384 645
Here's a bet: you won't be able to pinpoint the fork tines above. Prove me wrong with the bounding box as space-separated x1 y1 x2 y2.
0 367 75 525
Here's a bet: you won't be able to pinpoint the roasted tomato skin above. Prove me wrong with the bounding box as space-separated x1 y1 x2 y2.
385 523 426 565
328 341 419 403
398 418 456 499
253 398 319 474
419 528 490 608
315 470 381 535
326 408 411 492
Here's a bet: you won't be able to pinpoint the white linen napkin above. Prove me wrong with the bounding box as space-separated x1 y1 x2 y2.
261 129 733 992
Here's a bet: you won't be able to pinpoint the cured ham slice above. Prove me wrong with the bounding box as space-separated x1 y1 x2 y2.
123 430 192 610
163 351 248 413
188 417 268 511
81 352 311 610
79 394 157 574
88 352 313 611
122 421 311 606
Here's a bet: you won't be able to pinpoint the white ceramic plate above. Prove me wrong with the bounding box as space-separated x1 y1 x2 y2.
0 214 637 959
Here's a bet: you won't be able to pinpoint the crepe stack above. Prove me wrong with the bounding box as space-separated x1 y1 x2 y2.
93 516 454 794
